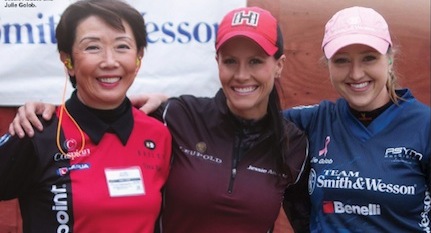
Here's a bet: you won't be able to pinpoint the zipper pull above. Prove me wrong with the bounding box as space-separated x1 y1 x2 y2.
232 168 237 178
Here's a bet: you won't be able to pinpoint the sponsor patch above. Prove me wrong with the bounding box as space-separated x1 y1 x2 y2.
57 163 90 176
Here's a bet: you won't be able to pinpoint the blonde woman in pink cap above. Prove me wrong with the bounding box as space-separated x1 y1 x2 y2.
8 6 310 233
283 6 430 232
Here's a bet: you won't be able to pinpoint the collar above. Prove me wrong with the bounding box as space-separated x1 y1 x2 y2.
214 88 270 131
349 101 393 126
64 91 134 145
214 89 229 116
340 88 414 141
348 88 412 126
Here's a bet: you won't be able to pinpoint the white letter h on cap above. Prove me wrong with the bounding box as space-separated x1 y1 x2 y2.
232 11 259 26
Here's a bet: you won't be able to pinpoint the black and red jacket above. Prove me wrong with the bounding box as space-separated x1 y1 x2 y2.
0 92 172 233
154 89 310 233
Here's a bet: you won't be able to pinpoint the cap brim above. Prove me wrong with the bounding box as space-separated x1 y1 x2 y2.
216 31 278 56
323 34 390 59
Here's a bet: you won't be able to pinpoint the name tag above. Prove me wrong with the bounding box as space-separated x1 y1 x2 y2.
105 166 145 197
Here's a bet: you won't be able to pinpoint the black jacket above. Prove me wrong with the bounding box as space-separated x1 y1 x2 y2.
153 89 310 233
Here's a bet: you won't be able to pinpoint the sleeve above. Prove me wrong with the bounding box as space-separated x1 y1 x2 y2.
283 104 319 132
148 100 171 122
0 133 37 200
428 162 431 194
161 122 172 176
282 122 311 233
283 158 311 233
426 146 431 191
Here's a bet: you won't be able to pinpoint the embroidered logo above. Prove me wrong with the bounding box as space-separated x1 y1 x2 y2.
57 163 90 176
318 136 331 157
196 142 207 154
385 147 423 161
323 201 381 216
63 138 78 151
311 136 333 165
144 140 156 150
232 10 259 27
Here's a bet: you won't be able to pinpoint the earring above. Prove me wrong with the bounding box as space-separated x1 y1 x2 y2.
389 58 393 65
136 57 141 66
65 58 73 69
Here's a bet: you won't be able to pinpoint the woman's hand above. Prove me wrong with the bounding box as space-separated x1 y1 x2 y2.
8 102 56 138
129 93 168 114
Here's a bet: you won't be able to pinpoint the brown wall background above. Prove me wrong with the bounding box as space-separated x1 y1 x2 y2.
249 0 430 109
0 1 429 232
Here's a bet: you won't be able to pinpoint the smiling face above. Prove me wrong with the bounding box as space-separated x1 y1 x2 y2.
62 15 142 109
217 37 284 120
328 44 392 111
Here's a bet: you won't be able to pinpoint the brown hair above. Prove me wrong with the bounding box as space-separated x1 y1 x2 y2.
56 0 147 54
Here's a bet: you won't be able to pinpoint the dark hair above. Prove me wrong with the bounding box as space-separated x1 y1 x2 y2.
273 24 284 59
268 25 290 178
56 0 147 87
268 83 290 179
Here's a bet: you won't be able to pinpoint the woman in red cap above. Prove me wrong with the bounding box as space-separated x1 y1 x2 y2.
7 6 310 233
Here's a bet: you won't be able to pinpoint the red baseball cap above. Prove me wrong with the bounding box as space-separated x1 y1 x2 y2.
216 7 279 56
322 6 392 59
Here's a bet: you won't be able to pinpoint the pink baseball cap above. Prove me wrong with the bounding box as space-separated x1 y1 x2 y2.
322 6 392 59
216 7 279 56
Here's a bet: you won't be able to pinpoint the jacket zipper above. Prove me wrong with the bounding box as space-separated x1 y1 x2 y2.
228 135 241 194
228 158 238 194
227 124 271 194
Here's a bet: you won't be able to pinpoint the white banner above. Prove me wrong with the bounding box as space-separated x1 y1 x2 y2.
0 0 246 106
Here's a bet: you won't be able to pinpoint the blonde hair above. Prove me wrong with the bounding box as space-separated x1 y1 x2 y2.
387 48 402 104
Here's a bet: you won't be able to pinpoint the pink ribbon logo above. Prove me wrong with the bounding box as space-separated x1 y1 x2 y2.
318 136 330 157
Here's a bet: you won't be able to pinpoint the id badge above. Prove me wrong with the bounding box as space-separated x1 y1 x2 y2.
105 166 145 197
